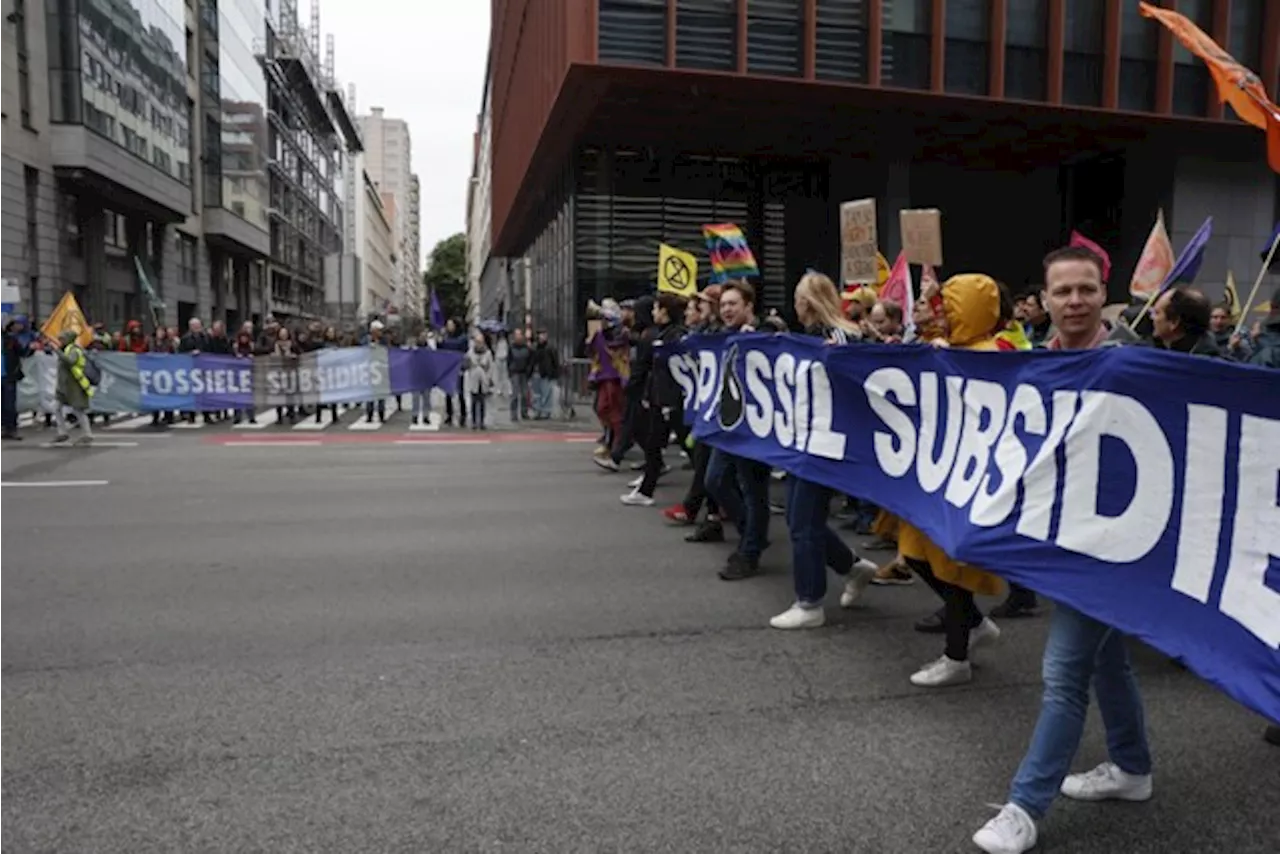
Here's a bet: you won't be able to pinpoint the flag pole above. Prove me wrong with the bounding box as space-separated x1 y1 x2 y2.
1233 230 1280 336
1125 285 1164 332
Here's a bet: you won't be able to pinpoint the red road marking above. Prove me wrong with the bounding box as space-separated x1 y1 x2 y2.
207 431 600 446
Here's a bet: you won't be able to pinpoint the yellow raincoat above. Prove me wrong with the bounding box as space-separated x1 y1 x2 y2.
897 274 1006 598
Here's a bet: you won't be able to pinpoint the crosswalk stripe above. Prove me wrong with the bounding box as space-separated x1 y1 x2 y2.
108 414 156 430
170 419 205 429
232 408 281 430
348 415 385 431
293 409 335 431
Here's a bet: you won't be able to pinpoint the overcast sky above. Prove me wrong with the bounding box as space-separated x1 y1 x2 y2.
323 0 489 269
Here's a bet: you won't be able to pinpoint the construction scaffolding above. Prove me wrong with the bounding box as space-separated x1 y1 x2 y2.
259 0 360 321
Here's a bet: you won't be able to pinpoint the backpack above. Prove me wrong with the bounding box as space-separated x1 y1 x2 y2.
81 351 103 386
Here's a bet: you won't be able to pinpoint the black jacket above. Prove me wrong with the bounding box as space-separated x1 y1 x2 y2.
531 342 560 378
642 322 687 408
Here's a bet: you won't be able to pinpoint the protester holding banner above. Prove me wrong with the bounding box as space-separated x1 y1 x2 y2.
706 281 773 582
896 274 1006 688
1151 287 1220 356
1249 287 1280 368
439 318 469 427
664 286 727 539
973 246 1153 854
769 272 879 629
621 293 688 507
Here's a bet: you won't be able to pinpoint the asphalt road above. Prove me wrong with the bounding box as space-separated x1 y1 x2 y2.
3 432 1277 853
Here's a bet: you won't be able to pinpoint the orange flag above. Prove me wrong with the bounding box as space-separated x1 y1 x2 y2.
1129 210 1175 299
1139 1 1280 173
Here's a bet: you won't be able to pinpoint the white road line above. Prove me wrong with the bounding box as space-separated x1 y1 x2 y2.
293 409 334 431
107 414 156 430
170 419 205 429
565 438 599 444
407 420 441 432
394 439 491 446
1 480 110 488
232 408 281 430
223 440 322 447
348 416 385 431
38 440 139 448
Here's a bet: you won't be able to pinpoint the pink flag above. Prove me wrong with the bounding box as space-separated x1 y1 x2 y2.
1128 210 1175 298
1070 230 1112 283
879 251 913 310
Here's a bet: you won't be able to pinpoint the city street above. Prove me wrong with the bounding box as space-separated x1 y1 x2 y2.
3 432 1277 853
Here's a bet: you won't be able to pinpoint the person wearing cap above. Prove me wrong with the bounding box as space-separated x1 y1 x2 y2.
364 320 388 424
53 328 94 446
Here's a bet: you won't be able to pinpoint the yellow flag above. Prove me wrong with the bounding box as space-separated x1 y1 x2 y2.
657 243 698 297
41 291 94 348
1223 270 1241 319
876 252 891 288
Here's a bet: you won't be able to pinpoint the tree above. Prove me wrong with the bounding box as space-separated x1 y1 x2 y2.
422 232 469 325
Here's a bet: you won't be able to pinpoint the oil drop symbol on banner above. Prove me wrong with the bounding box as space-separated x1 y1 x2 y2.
718 343 745 430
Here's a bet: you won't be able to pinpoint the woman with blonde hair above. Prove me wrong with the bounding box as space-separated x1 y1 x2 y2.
769 271 878 629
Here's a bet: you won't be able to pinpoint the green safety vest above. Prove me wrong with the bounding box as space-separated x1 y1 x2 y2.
64 343 94 397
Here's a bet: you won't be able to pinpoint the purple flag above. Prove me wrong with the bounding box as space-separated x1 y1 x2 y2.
430 290 445 329
1262 221 1280 259
1159 216 1212 293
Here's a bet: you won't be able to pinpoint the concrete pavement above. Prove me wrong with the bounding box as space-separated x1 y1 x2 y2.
3 434 1277 852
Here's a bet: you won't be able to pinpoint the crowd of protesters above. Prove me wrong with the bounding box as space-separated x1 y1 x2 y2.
579 249 1280 854
1 311 565 440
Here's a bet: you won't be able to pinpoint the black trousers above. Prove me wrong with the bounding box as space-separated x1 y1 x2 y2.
638 406 670 497
907 557 983 662
682 440 720 519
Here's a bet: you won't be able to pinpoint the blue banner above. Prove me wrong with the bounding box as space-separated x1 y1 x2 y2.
15 347 462 413
669 334 1280 721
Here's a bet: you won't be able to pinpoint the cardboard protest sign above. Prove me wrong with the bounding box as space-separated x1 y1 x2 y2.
900 209 943 267
840 199 878 284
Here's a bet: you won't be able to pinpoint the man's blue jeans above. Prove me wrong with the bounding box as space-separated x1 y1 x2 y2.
786 476 854 606
532 376 555 416
1009 603 1151 819
510 373 530 420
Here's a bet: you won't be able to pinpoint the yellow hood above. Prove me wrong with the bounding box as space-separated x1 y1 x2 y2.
942 274 1001 350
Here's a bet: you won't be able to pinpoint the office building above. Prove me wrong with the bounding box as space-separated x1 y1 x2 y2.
1 0 359 331
478 0 1280 347
357 107 422 321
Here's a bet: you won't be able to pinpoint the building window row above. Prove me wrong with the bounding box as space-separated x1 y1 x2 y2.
596 0 1271 118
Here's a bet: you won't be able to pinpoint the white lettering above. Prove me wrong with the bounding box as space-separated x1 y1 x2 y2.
773 353 796 450
866 367 916 479
1016 391 1080 543
971 384 1044 528
1057 391 1174 563
744 350 774 439
805 363 846 460
1171 404 1228 604
945 379 1008 509
917 373 964 494
1220 414 1280 647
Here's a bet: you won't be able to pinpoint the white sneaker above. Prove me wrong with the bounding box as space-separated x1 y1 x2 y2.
594 457 620 472
910 655 972 687
1060 762 1152 802
972 802 1037 854
627 475 644 489
969 617 1002 652
619 490 654 507
838 558 879 608
769 604 826 630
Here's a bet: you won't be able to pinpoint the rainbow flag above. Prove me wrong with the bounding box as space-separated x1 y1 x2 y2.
703 223 759 283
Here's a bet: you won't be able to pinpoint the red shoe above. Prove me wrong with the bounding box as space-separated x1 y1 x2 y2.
662 505 693 525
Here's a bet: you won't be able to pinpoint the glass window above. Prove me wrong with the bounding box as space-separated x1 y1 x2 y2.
599 0 667 66
882 0 931 90
68 0 190 183
1063 0 1104 106
814 0 868 83
747 0 803 77
1172 0 1212 116
216 0 270 231
1118 0 1158 111
676 0 737 71
944 0 990 96
1005 0 1048 101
